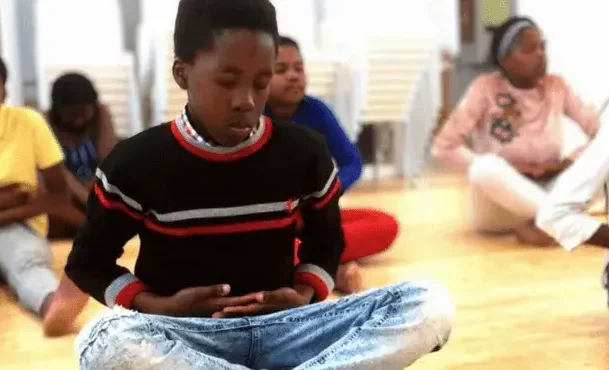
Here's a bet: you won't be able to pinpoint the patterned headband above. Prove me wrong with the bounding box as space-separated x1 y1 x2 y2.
496 20 536 62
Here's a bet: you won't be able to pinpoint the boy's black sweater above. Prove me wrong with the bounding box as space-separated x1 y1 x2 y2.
65 113 345 308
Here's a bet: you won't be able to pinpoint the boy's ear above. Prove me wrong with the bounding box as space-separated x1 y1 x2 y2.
172 59 188 90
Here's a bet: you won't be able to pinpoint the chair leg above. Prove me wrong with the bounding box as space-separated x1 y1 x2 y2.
393 121 404 179
372 124 380 186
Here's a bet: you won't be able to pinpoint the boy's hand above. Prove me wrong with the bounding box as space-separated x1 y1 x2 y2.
213 285 314 318
133 284 259 317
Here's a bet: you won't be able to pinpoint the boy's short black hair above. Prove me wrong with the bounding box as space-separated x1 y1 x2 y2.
0 57 8 85
174 0 279 63
278 36 300 51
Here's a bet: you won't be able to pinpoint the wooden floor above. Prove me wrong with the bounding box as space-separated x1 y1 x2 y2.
2 172 608 369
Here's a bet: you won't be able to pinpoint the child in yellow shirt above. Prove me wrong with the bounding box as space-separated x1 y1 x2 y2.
0 58 88 336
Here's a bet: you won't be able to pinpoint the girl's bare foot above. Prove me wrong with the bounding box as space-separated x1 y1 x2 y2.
515 222 554 246
335 261 363 294
41 275 89 337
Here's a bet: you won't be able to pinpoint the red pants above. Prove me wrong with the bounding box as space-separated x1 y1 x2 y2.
294 209 399 265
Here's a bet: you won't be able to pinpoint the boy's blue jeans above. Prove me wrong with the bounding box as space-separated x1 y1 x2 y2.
77 281 453 369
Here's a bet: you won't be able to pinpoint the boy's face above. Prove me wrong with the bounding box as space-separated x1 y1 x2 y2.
269 45 306 106
173 29 275 147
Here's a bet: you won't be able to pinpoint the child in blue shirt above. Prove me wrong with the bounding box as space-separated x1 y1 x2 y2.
266 36 400 293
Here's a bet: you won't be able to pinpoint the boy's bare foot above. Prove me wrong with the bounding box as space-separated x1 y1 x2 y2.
515 222 554 246
335 261 363 294
41 275 89 337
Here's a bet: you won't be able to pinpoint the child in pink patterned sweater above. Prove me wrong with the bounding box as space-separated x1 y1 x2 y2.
433 16 600 244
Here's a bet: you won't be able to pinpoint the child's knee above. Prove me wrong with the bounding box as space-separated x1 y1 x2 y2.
9 237 53 287
418 281 454 343
77 308 152 369
393 280 455 343
468 153 511 189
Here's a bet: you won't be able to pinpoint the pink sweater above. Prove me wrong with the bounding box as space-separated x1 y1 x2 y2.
433 73 599 170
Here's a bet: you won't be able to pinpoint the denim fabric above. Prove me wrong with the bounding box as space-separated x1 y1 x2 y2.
77 280 454 369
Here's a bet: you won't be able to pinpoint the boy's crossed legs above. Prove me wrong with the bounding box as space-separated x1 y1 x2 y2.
77 280 453 369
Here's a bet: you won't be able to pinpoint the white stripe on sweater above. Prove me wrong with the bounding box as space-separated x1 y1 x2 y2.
96 169 299 221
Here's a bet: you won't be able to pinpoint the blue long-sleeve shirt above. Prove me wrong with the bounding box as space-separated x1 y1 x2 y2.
265 95 363 191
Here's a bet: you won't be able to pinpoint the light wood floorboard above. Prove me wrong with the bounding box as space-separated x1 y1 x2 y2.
1 173 607 369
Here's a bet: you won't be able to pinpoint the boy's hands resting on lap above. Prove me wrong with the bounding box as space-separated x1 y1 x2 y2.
132 284 315 318
132 284 259 317
213 285 315 318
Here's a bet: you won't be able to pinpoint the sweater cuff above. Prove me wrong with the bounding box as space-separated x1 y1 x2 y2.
294 264 334 301
104 273 150 309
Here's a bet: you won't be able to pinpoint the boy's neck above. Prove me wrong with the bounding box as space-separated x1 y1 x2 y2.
184 106 219 146
182 107 257 147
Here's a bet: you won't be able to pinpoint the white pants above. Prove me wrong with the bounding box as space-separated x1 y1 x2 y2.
468 154 557 232
468 118 594 232
0 223 58 315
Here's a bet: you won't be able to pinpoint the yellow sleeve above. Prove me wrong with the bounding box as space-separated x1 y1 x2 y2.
27 109 65 169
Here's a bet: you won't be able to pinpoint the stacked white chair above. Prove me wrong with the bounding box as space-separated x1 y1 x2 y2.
355 37 439 181
34 0 142 138
305 54 359 141
305 57 338 107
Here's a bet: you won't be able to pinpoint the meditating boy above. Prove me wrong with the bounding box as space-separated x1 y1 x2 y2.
65 0 454 368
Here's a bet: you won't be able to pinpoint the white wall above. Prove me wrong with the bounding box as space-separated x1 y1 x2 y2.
474 0 493 64
11 0 141 102
319 0 459 56
321 0 432 53
426 0 460 55
15 0 34 100
272 0 317 55
0 0 24 105
517 0 609 109
6 0 461 103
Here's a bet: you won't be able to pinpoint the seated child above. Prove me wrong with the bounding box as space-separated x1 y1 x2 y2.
46 73 117 238
65 0 454 368
0 57 88 336
265 36 399 293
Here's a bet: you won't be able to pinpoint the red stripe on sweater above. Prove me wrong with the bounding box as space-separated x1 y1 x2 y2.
114 280 150 309
294 271 330 301
143 213 298 237
94 184 144 220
